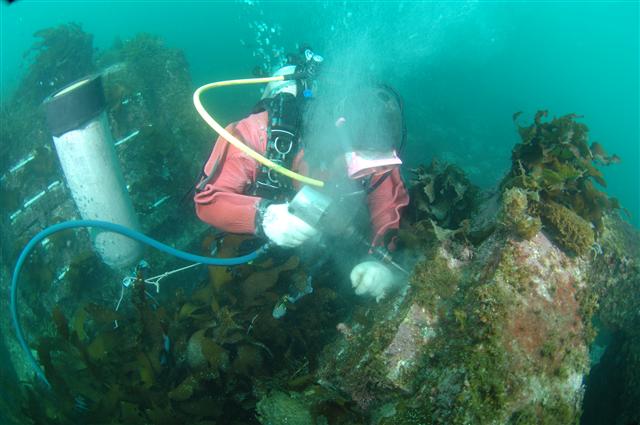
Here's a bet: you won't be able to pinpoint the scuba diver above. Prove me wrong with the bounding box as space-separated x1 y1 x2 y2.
193 50 409 313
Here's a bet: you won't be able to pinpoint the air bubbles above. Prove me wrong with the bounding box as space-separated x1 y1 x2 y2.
244 18 287 77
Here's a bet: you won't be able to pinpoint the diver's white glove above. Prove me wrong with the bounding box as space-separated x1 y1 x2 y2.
350 261 396 302
261 203 318 248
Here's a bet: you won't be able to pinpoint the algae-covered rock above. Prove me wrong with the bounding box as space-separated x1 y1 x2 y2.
499 187 542 239
503 111 620 232
542 201 595 256
313 113 635 422
312 112 637 423
582 214 640 425
318 222 593 424
256 390 314 425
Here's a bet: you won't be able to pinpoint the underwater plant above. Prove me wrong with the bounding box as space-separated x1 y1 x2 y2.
1 23 95 166
498 187 542 240
501 111 621 254
19 23 96 107
96 33 211 215
20 274 273 424
408 159 479 231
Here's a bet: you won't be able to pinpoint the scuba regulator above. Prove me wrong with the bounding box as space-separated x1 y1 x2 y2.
289 49 324 99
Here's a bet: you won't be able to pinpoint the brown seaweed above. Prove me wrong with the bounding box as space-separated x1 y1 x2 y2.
502 111 622 254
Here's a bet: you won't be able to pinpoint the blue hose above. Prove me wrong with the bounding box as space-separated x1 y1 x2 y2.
10 219 267 389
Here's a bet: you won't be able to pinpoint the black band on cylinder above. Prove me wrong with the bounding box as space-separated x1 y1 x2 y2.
42 74 106 137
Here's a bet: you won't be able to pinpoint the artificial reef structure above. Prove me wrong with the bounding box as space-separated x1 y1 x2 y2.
0 24 638 425
0 23 212 422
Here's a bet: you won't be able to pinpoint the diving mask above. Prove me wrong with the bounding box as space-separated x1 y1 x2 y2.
345 150 402 179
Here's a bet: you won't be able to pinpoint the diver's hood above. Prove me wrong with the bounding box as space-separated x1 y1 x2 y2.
335 85 404 152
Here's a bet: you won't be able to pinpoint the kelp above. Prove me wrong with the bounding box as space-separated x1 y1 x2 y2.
408 159 479 231
19 23 96 107
22 275 264 424
21 241 355 425
501 111 621 254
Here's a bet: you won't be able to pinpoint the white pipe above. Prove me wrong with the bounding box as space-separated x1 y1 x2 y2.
52 112 142 269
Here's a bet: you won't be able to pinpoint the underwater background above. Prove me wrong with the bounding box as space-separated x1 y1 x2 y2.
2 0 639 224
1 1 639 425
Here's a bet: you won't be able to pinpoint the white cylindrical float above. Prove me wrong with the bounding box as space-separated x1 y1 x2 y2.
43 75 142 270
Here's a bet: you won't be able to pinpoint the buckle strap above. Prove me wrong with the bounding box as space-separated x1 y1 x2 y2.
252 94 301 200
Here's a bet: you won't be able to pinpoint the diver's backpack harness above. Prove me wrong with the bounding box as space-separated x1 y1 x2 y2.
251 92 302 201
251 48 323 201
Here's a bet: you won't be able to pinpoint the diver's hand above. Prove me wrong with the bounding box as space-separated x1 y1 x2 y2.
350 261 396 302
262 203 318 247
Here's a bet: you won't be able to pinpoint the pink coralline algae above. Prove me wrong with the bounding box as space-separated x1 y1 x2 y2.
382 303 437 392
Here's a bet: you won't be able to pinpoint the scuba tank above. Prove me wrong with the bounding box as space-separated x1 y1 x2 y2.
251 48 323 201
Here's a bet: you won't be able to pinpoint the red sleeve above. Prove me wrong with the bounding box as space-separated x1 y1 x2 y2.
194 113 268 234
367 168 410 248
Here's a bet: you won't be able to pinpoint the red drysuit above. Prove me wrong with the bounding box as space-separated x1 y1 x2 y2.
194 111 409 248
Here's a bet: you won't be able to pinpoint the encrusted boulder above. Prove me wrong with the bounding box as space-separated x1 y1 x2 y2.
317 206 637 424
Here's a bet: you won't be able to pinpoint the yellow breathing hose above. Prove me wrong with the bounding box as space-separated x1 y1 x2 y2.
193 75 325 188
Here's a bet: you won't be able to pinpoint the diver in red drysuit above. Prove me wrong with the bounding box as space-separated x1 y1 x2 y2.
194 66 409 303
